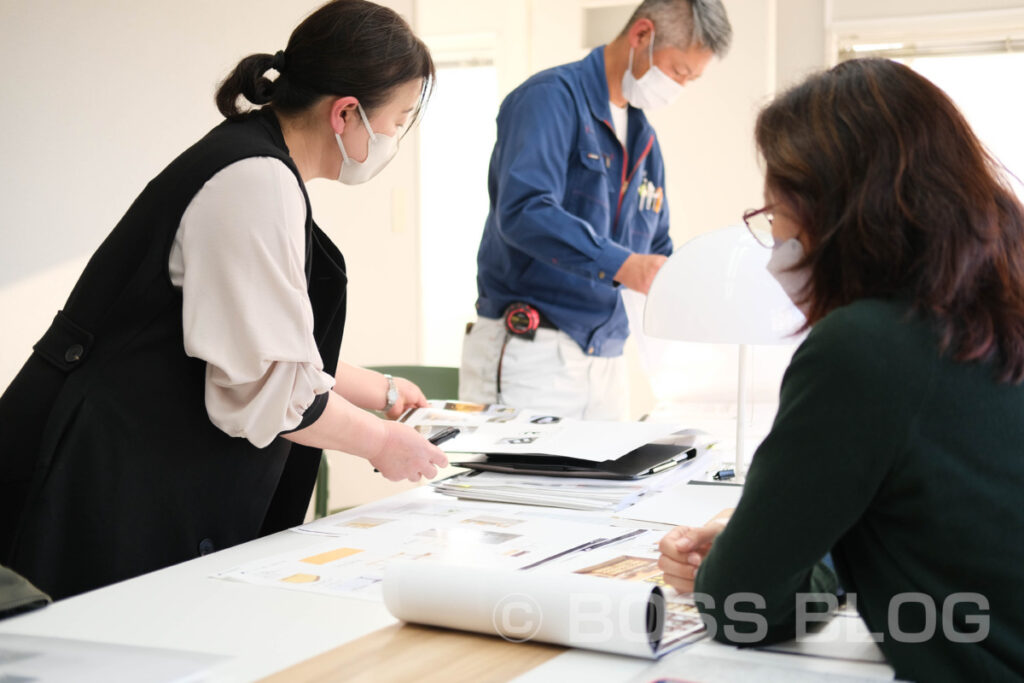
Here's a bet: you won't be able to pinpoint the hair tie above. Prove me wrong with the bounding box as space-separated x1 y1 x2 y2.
271 50 287 73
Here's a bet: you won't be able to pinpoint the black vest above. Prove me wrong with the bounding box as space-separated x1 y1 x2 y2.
0 109 348 599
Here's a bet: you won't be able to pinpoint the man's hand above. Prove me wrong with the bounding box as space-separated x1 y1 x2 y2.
369 421 449 482
613 253 668 294
657 508 734 593
385 376 428 420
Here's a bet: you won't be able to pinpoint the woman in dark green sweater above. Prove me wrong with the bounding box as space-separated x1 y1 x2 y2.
658 58 1024 682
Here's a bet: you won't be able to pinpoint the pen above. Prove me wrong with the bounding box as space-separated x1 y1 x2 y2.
648 460 679 475
579 528 646 551
519 538 607 570
519 528 646 570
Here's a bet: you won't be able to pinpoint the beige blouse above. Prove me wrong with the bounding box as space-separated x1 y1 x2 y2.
169 157 335 448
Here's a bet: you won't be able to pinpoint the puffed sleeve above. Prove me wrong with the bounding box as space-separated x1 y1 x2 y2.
168 156 335 448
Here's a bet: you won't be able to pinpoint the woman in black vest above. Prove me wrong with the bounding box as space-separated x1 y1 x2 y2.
0 0 447 600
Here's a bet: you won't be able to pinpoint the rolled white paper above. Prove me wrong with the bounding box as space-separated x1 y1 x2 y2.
383 561 665 659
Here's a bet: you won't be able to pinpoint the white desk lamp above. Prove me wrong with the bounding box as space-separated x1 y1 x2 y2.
643 225 805 478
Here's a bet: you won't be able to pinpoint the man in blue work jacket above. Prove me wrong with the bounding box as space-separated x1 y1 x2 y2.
460 0 732 419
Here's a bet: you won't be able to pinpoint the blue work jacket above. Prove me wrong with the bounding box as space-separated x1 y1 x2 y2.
474 46 673 357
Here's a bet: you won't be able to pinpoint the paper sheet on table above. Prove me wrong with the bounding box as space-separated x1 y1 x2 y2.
215 499 641 602
760 611 889 663
628 640 893 683
0 634 227 683
616 481 743 527
400 401 681 462
429 462 699 512
383 562 665 659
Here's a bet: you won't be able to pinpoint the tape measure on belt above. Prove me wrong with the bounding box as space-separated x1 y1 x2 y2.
502 302 557 341
504 302 540 340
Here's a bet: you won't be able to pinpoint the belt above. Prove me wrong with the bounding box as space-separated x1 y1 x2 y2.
535 310 557 330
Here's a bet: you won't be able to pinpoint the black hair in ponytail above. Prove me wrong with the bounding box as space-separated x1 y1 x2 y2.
216 0 434 123
216 54 278 116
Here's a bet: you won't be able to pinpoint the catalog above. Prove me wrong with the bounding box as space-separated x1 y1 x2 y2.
400 401 681 462
383 527 707 659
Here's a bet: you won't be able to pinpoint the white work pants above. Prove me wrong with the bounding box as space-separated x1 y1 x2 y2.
458 317 628 420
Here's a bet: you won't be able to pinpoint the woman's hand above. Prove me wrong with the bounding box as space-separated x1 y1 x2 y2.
369 421 449 482
658 508 734 593
385 376 428 420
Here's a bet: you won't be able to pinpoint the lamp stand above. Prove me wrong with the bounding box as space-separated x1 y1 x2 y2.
736 343 751 480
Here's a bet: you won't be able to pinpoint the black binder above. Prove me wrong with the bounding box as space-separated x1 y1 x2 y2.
451 442 697 480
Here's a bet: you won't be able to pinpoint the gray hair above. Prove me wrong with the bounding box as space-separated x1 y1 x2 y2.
623 0 732 57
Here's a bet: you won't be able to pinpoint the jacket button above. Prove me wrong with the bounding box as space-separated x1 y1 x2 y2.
598 271 606 280
198 538 215 556
64 344 84 363
588 346 595 355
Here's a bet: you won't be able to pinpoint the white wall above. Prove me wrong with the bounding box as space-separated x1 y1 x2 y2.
1 0 287 378
0 0 421 387
0 0 427 511
776 0 827 88
6 0 1021 508
0 1 796 509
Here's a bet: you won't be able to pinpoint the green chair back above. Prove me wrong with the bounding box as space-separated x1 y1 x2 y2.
366 365 459 401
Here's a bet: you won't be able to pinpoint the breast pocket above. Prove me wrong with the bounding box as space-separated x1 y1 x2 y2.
627 179 663 249
564 149 611 229
578 149 606 173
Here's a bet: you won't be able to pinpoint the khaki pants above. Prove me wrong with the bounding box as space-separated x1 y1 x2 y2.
459 317 628 420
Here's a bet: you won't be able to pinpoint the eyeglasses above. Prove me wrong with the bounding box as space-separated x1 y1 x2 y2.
743 206 775 248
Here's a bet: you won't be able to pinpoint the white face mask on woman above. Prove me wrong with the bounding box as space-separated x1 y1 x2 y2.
335 103 399 185
766 238 812 315
621 30 685 110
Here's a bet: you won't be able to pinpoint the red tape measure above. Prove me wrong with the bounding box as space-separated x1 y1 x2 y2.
504 302 540 339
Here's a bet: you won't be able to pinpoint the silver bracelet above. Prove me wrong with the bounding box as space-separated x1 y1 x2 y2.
383 373 398 412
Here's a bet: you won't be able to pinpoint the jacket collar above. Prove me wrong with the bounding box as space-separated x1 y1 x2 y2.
581 46 653 147
581 47 613 125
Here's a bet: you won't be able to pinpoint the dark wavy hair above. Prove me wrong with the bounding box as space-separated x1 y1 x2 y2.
757 58 1024 382
215 0 434 124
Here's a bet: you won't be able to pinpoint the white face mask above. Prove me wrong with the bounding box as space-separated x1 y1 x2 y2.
335 104 399 185
766 238 812 315
621 30 685 110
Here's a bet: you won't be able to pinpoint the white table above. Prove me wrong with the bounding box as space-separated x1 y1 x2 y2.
0 487 895 682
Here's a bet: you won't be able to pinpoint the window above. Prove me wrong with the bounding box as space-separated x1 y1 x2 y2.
833 7 1024 198
418 52 499 366
841 42 1024 198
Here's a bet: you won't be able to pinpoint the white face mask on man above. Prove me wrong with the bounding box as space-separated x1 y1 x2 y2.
621 29 685 110
766 238 812 315
335 103 399 185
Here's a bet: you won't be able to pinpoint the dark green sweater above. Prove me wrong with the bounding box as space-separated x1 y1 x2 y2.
695 299 1024 682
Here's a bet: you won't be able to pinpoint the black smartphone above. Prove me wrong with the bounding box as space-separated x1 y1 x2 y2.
428 426 461 446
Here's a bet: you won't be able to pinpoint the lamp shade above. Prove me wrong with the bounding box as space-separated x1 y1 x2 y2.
644 225 805 345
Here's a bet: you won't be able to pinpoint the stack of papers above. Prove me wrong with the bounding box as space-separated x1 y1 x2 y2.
431 463 699 511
